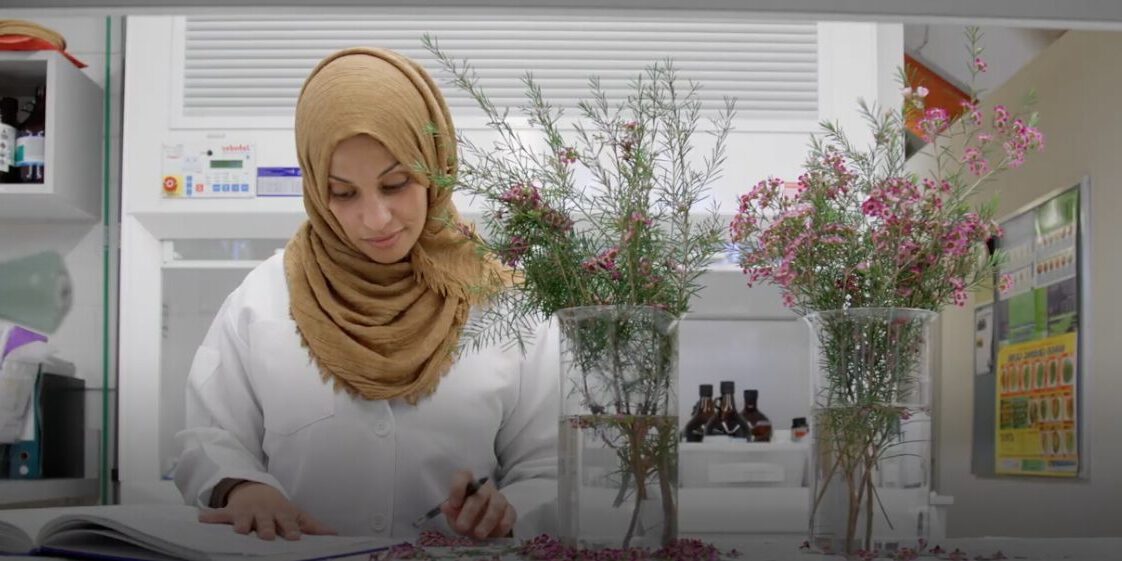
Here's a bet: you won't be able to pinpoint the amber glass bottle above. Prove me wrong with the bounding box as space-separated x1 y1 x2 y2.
706 381 750 438
683 384 717 442
742 389 773 442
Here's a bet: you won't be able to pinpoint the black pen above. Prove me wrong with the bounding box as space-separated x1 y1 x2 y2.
411 476 489 529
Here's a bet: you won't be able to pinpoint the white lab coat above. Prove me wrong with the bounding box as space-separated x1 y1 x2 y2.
174 253 559 539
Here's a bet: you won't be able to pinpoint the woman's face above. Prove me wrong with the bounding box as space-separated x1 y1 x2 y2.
327 134 428 264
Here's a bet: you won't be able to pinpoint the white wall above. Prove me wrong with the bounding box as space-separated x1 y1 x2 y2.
911 30 1122 538
904 25 1064 97
0 16 124 488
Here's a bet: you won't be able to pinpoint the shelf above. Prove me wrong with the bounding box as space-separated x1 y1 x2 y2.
0 478 99 506
704 262 743 274
681 438 810 453
0 182 99 221
162 259 264 270
0 182 46 194
131 196 306 239
0 57 47 95
0 51 103 222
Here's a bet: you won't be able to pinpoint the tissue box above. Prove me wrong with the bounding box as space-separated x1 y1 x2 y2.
680 435 809 488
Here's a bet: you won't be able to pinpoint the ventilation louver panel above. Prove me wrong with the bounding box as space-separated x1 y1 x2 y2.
181 15 817 121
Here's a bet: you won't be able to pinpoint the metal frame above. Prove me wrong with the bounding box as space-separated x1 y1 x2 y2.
3 0 1122 30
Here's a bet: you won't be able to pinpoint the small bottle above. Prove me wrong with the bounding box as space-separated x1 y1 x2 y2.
742 389 773 442
0 97 18 183
683 384 717 442
15 85 46 184
791 417 810 442
706 381 750 439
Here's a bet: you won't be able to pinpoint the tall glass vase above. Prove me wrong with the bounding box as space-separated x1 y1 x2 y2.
556 305 679 550
803 308 938 557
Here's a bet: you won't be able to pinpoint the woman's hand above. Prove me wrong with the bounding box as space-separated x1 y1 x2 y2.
441 470 516 539
198 481 337 540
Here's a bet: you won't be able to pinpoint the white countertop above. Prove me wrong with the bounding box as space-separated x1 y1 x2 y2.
691 535 1122 561
10 535 1121 561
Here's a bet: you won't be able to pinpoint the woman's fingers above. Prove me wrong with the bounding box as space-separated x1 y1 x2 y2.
196 492 330 541
275 512 302 540
497 505 516 538
232 511 254 535
454 490 486 534
197 508 232 525
445 470 475 510
253 511 277 540
473 491 508 538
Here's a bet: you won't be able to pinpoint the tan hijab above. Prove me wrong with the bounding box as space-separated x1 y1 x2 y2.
285 47 505 404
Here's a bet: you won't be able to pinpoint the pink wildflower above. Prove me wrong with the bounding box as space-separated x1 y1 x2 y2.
498 182 542 209
960 100 983 125
993 105 1010 130
556 146 578 165
501 236 529 267
919 107 950 140
782 291 797 308
963 147 991 176
999 273 1014 295
950 277 968 307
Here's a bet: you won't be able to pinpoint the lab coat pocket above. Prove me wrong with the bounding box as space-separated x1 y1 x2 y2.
247 320 335 436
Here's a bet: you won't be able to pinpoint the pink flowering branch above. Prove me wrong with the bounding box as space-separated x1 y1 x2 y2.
730 26 1043 315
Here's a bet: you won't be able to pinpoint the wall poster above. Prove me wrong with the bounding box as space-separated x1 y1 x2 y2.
993 184 1084 477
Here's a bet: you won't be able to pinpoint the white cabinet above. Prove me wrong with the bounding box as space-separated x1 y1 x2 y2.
0 51 103 222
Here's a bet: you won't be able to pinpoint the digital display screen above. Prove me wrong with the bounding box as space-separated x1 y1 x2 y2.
210 159 243 169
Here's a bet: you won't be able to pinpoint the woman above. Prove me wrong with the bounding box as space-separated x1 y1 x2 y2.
174 47 558 542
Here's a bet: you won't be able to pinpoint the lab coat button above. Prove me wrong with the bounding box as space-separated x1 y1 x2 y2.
374 420 392 436
371 514 387 532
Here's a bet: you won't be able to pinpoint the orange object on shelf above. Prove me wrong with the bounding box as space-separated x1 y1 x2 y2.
904 54 969 138
0 19 86 68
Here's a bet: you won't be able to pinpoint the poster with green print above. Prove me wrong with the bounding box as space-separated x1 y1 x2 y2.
992 185 1082 477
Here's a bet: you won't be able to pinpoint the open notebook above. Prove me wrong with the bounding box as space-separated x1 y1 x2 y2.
0 504 399 561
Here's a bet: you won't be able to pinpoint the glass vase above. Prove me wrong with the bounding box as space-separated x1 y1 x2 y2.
556 305 679 550
803 308 938 557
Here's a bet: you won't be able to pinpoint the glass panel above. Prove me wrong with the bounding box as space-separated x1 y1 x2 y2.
0 16 119 508
158 239 287 480
165 238 287 262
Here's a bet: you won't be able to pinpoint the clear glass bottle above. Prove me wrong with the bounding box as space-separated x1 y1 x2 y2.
16 85 46 184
